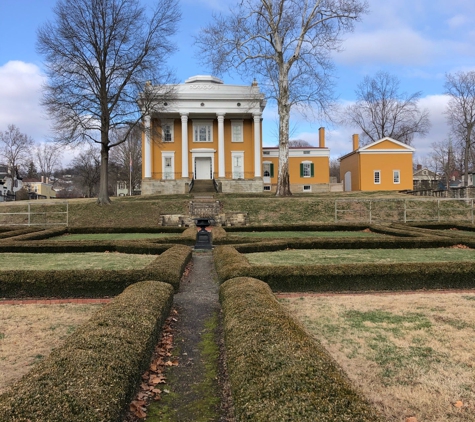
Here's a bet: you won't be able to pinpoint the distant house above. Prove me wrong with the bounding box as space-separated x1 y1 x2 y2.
23 177 56 199
413 165 439 190
116 181 141 196
0 164 23 201
339 135 415 192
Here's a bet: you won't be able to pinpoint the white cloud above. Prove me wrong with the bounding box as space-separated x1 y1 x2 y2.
337 28 435 66
0 61 50 141
447 14 471 29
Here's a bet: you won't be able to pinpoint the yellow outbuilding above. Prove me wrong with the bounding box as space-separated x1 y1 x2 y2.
339 135 414 192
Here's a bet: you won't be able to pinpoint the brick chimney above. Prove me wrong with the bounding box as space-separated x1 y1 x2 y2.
319 127 325 148
352 134 359 151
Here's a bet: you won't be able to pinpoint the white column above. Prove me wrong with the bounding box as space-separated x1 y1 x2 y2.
217 113 225 178
181 113 189 178
253 113 262 177
144 114 152 178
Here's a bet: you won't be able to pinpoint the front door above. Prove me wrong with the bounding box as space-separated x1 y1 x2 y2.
195 157 212 180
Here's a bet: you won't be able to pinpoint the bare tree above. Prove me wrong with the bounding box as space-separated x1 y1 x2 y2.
34 143 62 180
429 139 459 192
109 126 142 195
196 0 367 196
444 71 475 186
344 71 430 146
288 139 313 147
72 145 101 197
37 0 181 205
0 125 34 193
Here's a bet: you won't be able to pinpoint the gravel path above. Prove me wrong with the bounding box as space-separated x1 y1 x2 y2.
161 250 234 421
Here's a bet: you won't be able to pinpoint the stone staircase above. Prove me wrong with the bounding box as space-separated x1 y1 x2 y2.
190 180 216 196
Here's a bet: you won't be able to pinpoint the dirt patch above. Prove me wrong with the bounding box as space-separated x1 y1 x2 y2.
0 303 103 395
280 292 475 421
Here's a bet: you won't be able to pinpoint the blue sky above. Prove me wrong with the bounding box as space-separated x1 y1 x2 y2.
1 0 475 166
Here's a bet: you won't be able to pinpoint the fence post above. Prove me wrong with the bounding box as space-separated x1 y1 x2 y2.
437 199 440 222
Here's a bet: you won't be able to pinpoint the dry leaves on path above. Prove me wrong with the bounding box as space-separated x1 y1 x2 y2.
125 309 179 421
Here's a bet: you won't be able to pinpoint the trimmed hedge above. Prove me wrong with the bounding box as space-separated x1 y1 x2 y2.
220 277 383 421
214 245 475 292
0 244 192 297
230 235 460 254
145 244 192 292
0 227 44 240
0 239 171 254
0 280 174 422
68 226 186 234
8 227 68 241
223 223 370 232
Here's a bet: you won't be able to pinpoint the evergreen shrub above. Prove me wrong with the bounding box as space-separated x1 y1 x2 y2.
0 281 174 422
220 277 383 421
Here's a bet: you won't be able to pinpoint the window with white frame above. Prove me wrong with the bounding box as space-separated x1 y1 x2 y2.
263 185 271 191
303 185 311 192
374 170 381 184
231 120 243 142
300 161 314 178
162 120 174 142
393 170 400 184
263 162 274 178
162 153 175 179
193 120 213 142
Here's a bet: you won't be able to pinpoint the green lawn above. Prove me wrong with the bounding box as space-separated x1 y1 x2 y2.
231 231 380 238
51 233 181 241
246 247 475 265
0 253 157 270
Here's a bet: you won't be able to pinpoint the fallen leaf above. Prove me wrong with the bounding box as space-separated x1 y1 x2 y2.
405 417 417 422
454 401 463 408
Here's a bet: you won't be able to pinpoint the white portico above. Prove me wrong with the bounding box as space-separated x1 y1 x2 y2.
141 75 266 194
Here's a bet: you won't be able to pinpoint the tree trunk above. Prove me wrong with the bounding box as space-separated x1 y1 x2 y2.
97 141 111 205
275 65 292 197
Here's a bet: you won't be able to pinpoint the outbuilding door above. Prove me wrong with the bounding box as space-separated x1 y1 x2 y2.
344 171 352 191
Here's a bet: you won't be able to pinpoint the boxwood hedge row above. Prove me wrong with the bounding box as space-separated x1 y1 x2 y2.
214 245 475 292
220 277 383 421
0 280 174 422
0 244 192 297
229 236 460 254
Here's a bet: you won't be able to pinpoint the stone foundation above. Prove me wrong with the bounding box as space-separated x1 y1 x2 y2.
141 178 189 195
219 178 264 193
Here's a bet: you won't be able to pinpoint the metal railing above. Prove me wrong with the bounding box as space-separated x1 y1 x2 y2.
0 201 69 226
335 198 475 224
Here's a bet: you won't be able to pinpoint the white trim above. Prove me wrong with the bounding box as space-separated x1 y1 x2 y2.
359 137 415 152
231 120 244 143
393 169 401 184
193 120 213 143
231 151 244 179
254 114 261 177
360 150 414 154
161 119 174 142
162 151 175 180
374 170 381 184
191 149 215 179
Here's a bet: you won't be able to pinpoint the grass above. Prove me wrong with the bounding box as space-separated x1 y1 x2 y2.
0 303 103 395
0 252 156 270
280 292 475 421
51 233 181 241
230 230 381 238
246 247 475 265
